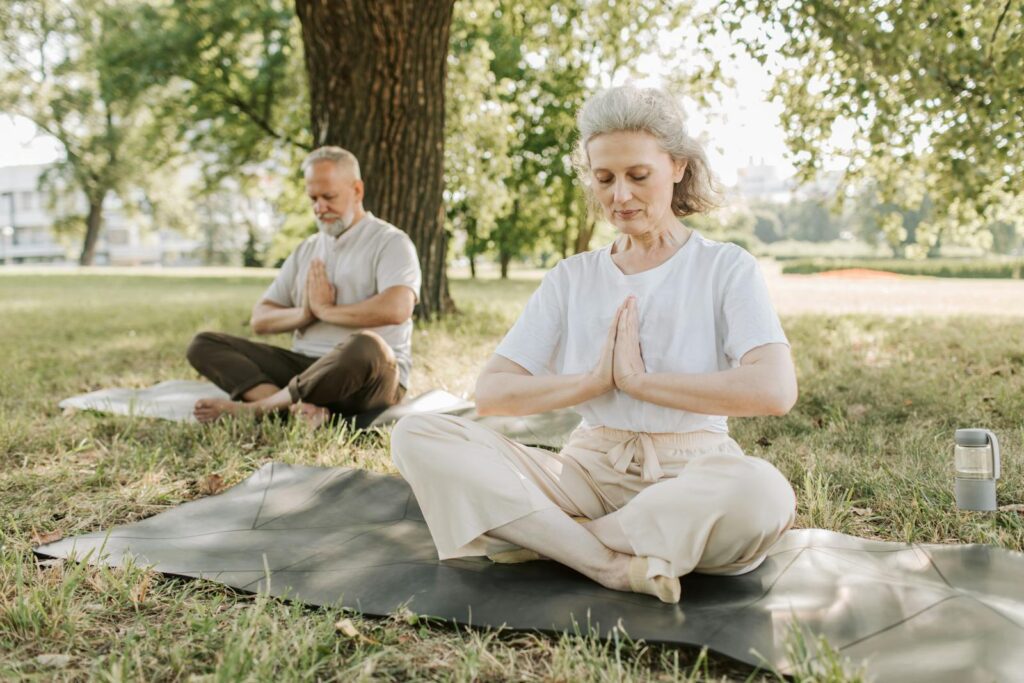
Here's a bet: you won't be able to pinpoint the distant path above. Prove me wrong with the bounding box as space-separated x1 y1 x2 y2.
4 262 1024 317
761 261 1024 317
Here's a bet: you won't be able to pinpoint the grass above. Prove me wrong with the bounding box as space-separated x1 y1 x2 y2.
2 272 1024 680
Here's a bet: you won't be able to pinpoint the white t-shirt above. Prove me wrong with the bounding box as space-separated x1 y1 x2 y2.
495 231 788 433
262 212 421 386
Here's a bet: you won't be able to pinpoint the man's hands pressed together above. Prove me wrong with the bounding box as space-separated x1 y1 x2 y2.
306 259 337 319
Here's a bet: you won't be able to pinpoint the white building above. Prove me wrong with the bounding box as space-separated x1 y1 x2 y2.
735 161 795 204
734 161 845 206
0 163 200 265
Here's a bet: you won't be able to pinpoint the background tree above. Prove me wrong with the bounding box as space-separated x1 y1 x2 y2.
119 0 310 181
294 0 456 319
445 0 514 278
0 0 181 265
446 0 715 278
108 0 310 267
723 1 1024 254
752 208 783 243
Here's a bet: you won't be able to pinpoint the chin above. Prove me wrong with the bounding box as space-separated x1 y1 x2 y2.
611 218 655 235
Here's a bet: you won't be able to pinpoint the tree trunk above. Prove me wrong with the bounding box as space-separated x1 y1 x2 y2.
466 216 477 278
559 184 572 259
79 191 108 266
295 0 456 320
574 215 596 254
467 224 477 279
499 247 511 279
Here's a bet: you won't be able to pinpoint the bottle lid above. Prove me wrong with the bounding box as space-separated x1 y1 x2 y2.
955 428 991 447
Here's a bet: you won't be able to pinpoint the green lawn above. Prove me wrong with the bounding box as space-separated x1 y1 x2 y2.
2 273 1023 681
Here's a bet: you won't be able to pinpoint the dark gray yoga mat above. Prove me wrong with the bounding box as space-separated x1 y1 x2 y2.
35 463 1024 681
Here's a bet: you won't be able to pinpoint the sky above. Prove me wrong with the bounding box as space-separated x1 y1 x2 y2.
0 115 64 169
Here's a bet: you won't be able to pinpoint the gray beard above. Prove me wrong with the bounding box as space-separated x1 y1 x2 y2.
316 212 354 238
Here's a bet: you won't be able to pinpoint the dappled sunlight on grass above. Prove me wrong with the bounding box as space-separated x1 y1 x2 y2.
3 272 1023 681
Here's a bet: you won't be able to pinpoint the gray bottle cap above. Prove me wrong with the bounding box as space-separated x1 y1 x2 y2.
955 429 991 447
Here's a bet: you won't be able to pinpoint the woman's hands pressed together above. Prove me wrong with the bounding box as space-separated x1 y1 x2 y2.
613 296 647 394
589 296 647 398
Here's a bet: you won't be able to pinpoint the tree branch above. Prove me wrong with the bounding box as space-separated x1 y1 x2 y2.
989 0 1012 59
219 90 310 151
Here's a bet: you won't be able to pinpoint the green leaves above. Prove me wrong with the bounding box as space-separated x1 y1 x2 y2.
723 0 1024 250
446 0 714 272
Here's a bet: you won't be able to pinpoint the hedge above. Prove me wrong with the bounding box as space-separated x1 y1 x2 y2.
780 258 1024 279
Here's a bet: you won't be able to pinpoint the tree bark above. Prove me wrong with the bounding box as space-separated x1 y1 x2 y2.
295 0 456 320
79 191 107 266
574 215 596 254
499 247 511 279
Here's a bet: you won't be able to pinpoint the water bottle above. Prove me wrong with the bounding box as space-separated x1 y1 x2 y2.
953 428 1000 511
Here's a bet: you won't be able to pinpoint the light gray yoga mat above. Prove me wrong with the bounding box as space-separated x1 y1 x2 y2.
59 380 230 422
59 382 583 448
35 462 1024 682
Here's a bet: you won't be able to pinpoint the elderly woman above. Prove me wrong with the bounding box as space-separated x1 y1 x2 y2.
391 85 797 604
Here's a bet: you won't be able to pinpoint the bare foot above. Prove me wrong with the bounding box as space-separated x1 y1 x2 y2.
289 402 332 429
194 398 245 423
627 556 681 604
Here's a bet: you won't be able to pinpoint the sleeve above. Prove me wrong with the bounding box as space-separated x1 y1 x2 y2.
494 266 565 376
720 248 788 364
262 247 301 307
377 232 422 302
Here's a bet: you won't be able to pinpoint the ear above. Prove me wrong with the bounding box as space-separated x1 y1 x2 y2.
673 159 688 184
353 179 365 202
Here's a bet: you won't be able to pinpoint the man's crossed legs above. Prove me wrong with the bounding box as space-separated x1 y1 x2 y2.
186 331 404 426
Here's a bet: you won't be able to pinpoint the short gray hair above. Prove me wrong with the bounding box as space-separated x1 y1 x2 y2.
301 145 362 179
572 85 720 217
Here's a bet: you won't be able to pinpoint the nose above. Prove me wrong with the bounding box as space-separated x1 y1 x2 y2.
313 198 327 214
612 179 633 205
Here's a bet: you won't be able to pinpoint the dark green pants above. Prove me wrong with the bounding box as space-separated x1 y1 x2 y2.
186 331 404 414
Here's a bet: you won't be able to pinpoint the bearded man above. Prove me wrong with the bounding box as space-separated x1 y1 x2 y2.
186 146 421 426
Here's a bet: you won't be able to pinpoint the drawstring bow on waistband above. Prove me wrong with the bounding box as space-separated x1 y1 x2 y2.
606 432 664 482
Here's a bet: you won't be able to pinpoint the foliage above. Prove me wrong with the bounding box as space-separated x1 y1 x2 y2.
752 209 783 244
445 0 515 277
685 209 762 253
109 0 312 265
782 257 1024 279
446 0 716 276
722 0 1024 252
114 0 310 178
0 0 184 264
760 239 888 261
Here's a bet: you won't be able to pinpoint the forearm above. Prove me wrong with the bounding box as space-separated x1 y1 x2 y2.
476 372 606 416
620 364 797 417
251 306 311 335
314 299 406 328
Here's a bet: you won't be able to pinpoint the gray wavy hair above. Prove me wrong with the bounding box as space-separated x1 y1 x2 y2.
572 85 720 217
301 145 362 179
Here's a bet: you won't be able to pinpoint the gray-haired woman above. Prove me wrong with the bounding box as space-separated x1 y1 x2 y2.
391 85 797 603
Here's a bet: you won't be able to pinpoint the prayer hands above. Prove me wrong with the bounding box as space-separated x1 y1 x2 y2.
297 285 316 329
612 296 647 395
306 259 336 318
589 298 629 394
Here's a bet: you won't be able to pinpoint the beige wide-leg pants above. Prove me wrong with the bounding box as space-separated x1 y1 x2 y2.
391 413 796 579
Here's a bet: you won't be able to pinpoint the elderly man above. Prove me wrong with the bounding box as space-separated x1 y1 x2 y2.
186 146 421 426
